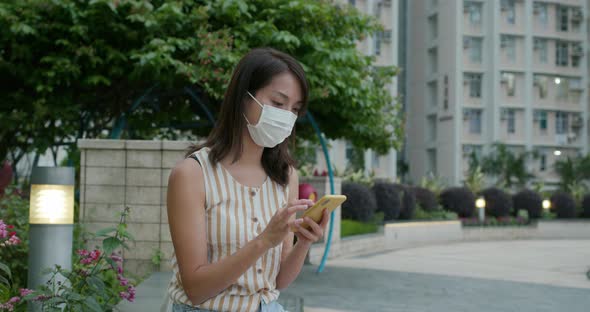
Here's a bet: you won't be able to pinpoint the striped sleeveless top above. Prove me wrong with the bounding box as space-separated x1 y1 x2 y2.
167 147 289 312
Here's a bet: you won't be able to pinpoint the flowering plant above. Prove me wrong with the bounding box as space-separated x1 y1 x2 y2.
0 207 136 311
0 219 24 311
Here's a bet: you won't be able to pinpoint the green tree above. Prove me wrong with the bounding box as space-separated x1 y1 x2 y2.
479 143 537 189
0 0 403 174
554 154 590 191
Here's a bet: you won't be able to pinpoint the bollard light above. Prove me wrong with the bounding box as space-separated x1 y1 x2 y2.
475 197 486 222
28 167 75 312
542 199 551 210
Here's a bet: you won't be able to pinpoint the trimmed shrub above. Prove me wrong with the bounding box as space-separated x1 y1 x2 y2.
439 187 475 218
341 182 377 222
413 186 438 212
512 189 543 219
480 187 512 218
372 182 402 221
397 185 416 220
550 191 577 218
582 194 590 218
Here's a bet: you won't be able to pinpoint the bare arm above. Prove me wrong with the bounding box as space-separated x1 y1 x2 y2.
168 159 308 305
275 169 328 290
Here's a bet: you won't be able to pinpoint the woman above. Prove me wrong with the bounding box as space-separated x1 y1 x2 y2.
165 48 329 312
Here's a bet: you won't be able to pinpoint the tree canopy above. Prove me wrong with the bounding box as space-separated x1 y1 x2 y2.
0 0 403 169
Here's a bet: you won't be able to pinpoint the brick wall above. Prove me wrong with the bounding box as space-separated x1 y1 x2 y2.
78 139 190 277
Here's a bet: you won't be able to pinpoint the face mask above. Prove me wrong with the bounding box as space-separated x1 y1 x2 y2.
244 91 298 148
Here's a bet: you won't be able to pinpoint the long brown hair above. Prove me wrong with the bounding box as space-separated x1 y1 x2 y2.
186 48 309 186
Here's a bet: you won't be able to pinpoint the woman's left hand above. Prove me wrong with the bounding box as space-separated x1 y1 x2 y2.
294 208 330 245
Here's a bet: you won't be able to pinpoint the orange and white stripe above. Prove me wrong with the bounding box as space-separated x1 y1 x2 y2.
167 148 288 312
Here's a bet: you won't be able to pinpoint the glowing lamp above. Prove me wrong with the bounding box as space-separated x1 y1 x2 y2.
542 199 551 210
475 197 486 222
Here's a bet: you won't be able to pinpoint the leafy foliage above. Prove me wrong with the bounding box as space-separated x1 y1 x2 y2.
396 185 416 220
340 219 379 237
412 207 457 221
439 187 476 218
1 0 403 172
372 182 402 221
0 187 29 290
419 173 446 197
412 186 438 212
341 182 377 222
478 144 537 189
480 187 512 218
550 191 577 219
464 165 485 195
554 155 590 192
512 189 543 219
582 194 590 218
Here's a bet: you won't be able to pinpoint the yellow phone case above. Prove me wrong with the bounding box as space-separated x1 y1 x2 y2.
293 195 347 232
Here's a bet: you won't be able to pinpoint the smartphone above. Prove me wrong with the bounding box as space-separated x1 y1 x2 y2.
292 194 347 232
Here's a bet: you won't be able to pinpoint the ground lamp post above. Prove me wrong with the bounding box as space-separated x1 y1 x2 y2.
475 197 486 222
28 167 75 311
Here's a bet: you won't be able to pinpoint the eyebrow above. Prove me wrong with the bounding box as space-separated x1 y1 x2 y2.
272 90 303 105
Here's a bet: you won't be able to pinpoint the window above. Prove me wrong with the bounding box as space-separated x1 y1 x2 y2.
501 35 516 62
557 6 568 31
466 73 482 98
465 109 482 134
429 48 438 73
535 2 548 27
556 41 569 66
555 112 569 134
428 115 437 141
506 109 516 134
502 0 516 24
468 37 483 63
540 153 546 171
536 111 548 131
427 149 437 175
534 75 548 98
429 15 438 40
501 72 516 96
428 81 438 107
556 77 569 100
465 1 482 26
374 31 382 56
534 39 548 63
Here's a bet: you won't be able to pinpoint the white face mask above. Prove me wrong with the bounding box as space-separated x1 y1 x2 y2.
244 91 298 148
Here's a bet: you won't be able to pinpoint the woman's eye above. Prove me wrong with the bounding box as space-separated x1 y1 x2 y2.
292 108 300 114
272 101 284 107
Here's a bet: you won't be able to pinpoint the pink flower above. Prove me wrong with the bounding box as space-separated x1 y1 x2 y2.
76 249 89 257
80 258 93 265
110 254 123 262
19 288 34 296
6 235 20 245
90 250 101 261
7 297 19 304
117 265 123 274
118 275 129 286
33 294 50 302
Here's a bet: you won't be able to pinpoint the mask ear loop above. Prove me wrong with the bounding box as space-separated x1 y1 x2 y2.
244 91 264 125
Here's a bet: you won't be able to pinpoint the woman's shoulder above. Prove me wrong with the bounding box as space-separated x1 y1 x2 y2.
168 154 206 186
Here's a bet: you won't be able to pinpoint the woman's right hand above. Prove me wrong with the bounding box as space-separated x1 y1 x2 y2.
258 199 313 248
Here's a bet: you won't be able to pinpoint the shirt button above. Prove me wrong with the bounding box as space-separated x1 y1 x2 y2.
257 268 263 274
252 217 258 223
250 190 256 196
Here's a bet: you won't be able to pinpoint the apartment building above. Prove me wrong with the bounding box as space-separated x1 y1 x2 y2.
313 0 400 180
405 0 588 186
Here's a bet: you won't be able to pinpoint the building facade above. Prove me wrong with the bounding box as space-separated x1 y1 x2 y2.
314 0 400 180
406 0 588 186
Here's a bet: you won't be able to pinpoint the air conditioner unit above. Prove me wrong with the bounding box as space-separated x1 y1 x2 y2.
572 43 583 56
382 30 392 43
567 132 577 143
556 134 568 145
571 8 583 23
571 115 583 128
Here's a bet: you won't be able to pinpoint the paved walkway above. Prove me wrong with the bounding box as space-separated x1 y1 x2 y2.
284 240 590 312
120 240 590 312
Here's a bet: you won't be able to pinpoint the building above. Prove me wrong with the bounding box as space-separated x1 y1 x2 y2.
312 0 400 181
405 0 588 186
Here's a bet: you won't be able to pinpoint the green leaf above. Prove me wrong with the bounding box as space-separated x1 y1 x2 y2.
84 296 102 312
0 262 11 281
94 227 117 237
86 276 105 290
102 237 121 254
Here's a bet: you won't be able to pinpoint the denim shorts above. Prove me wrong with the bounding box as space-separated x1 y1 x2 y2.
172 300 287 312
